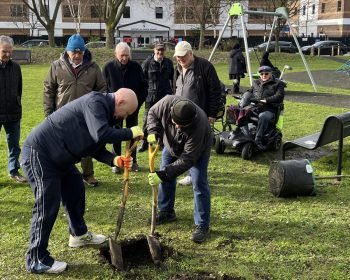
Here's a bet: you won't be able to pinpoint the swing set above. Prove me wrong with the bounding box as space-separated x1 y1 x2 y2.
209 2 317 92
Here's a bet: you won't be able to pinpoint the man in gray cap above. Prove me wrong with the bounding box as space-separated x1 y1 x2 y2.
240 65 285 150
43 33 106 187
146 95 213 243
173 40 221 185
138 42 174 152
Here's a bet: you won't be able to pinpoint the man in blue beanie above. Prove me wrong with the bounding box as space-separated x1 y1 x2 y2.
43 33 106 187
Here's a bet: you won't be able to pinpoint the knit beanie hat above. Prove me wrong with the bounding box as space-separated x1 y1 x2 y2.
171 99 197 126
66 34 86 52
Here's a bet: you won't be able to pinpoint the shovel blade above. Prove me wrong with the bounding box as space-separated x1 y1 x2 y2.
108 237 124 270
146 235 162 265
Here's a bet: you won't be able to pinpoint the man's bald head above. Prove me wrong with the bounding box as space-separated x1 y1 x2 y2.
114 88 138 119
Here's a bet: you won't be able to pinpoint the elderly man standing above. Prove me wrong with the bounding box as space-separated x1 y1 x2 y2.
173 41 221 185
43 34 106 187
103 42 147 172
0 35 26 183
147 95 213 243
138 42 174 152
22 88 143 274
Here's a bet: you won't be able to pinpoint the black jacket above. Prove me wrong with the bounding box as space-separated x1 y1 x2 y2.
142 55 174 104
228 48 247 76
247 77 285 113
103 59 147 110
24 92 133 166
174 56 221 119
0 59 22 122
147 95 212 180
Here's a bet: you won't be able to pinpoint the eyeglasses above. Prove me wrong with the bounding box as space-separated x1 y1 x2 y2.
260 72 270 76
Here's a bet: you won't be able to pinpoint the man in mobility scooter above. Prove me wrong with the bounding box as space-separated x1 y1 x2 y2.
215 65 285 159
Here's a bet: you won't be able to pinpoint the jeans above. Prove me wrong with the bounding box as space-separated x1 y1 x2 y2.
256 110 275 140
21 145 87 272
158 147 211 228
0 120 21 175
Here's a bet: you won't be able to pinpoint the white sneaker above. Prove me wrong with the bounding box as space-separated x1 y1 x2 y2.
178 175 192 185
69 231 106 248
46 260 68 274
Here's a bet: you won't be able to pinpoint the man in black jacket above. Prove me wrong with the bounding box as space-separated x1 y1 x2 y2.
147 95 213 243
173 41 221 185
21 88 143 274
0 35 26 183
138 42 174 152
103 42 148 172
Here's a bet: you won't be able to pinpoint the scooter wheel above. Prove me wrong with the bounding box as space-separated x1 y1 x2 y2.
215 136 225 154
241 142 253 160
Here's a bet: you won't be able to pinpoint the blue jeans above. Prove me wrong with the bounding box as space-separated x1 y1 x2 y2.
21 145 88 273
158 147 211 228
0 120 21 175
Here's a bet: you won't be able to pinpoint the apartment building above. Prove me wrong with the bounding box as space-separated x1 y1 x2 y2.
0 0 348 45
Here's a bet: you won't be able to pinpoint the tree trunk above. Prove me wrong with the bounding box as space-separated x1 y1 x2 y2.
198 23 205 50
105 25 115 49
47 25 55 47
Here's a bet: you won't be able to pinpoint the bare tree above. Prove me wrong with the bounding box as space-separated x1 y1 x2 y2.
95 0 127 48
66 0 90 34
10 1 40 36
22 0 63 47
262 0 299 50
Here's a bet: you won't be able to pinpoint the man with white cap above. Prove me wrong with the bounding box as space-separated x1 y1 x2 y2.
146 95 213 243
173 40 221 185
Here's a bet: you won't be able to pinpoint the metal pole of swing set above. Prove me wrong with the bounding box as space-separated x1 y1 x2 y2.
266 16 278 52
208 14 231 62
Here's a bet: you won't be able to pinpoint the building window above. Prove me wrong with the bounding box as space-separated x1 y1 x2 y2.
155 7 163 19
337 1 341 12
321 3 326 13
302 5 306 16
123 6 130 18
10 4 27 17
62 5 79 17
312 4 315 14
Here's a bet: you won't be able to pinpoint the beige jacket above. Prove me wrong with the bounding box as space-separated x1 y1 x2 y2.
43 50 106 116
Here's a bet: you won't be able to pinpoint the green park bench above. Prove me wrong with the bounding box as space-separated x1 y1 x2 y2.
12 49 32 63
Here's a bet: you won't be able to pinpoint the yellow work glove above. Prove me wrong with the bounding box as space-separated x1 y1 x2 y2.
147 134 157 144
113 156 133 170
130 126 144 139
148 172 162 186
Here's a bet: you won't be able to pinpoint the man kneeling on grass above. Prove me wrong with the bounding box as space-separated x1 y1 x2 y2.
146 95 212 243
21 88 143 274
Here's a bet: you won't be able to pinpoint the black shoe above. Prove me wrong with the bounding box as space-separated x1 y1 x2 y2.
255 141 267 151
137 140 148 152
132 162 140 172
148 210 177 225
191 226 209 243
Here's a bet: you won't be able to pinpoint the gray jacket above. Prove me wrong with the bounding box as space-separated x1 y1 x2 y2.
146 95 212 180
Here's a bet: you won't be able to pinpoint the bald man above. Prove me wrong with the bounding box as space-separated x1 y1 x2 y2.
21 88 143 274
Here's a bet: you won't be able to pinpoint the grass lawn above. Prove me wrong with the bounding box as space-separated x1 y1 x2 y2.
0 52 349 279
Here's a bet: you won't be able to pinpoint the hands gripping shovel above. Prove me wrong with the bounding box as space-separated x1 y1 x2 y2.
109 140 139 270
146 142 162 265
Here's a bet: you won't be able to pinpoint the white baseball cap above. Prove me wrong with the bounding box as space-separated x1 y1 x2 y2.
173 41 192 57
